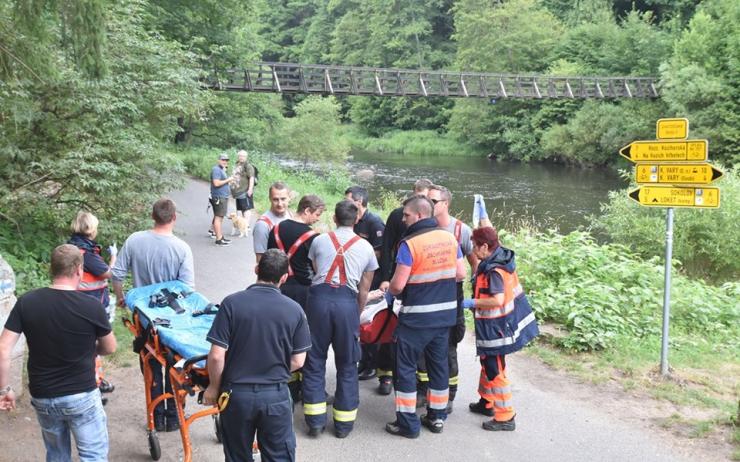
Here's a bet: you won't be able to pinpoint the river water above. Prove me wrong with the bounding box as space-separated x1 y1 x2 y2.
347 151 626 233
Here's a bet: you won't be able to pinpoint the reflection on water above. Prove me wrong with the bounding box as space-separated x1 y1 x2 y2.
347 151 626 233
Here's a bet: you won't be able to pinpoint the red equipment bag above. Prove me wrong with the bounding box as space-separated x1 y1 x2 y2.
359 308 398 344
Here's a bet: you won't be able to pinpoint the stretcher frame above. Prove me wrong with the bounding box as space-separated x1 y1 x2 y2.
124 309 221 462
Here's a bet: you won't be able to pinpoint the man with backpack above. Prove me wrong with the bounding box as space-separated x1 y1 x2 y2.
230 150 256 231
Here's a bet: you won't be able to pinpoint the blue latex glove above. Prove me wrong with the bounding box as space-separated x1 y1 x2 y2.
462 298 476 309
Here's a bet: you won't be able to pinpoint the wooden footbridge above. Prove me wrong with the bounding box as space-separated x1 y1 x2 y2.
204 62 659 100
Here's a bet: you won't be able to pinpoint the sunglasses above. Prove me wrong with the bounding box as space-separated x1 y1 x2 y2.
431 199 446 205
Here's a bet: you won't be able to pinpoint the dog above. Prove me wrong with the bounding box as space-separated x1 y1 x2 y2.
228 212 249 237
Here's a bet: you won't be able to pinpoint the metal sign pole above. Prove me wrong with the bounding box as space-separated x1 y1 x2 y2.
660 207 674 376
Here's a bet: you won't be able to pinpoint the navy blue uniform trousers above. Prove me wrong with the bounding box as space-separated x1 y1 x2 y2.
302 284 361 433
220 383 295 462
394 324 450 434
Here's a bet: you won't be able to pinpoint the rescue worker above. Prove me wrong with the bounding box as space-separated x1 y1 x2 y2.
415 185 478 413
204 249 312 461
67 211 117 400
385 195 465 438
302 200 378 439
267 194 325 403
463 226 539 431
376 179 433 395
345 186 385 381
254 181 293 263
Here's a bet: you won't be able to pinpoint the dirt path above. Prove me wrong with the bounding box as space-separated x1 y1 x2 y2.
1 178 732 461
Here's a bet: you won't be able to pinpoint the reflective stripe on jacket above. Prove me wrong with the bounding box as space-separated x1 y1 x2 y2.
474 266 538 355
399 227 458 329
79 249 108 292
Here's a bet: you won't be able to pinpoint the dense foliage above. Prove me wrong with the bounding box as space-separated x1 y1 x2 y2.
591 167 739 283
508 230 740 352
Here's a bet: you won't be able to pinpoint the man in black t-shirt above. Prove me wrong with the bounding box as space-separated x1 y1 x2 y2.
0 244 117 461
204 249 311 462
266 194 324 404
345 186 385 381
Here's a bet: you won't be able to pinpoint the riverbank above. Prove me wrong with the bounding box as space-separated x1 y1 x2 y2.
172 145 739 458
342 127 484 158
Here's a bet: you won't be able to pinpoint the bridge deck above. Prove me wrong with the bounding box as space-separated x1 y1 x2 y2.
204 62 658 99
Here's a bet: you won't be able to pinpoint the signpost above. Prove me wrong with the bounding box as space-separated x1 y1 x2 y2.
620 118 722 376
635 164 723 185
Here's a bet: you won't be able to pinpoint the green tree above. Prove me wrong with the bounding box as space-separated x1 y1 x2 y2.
278 96 349 167
660 0 740 166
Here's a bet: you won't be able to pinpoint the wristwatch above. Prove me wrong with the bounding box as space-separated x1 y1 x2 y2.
0 385 12 396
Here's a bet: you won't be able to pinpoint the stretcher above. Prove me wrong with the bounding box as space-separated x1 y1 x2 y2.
123 280 222 462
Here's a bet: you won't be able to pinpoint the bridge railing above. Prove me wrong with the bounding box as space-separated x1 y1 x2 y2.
203 62 659 99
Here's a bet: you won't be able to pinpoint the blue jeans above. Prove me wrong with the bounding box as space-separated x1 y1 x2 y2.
31 388 109 462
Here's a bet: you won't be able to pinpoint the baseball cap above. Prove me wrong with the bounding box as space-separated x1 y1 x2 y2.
219 153 229 160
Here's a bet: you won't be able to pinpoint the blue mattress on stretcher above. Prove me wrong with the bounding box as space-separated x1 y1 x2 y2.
125 281 216 368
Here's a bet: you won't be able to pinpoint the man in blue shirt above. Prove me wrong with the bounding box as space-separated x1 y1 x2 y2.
205 249 311 461
210 153 234 246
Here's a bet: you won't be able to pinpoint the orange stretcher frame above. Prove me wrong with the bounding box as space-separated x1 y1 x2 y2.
124 310 220 462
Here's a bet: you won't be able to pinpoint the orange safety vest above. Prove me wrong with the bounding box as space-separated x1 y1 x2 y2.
272 223 318 277
78 249 108 292
324 232 362 286
400 228 459 328
473 266 538 355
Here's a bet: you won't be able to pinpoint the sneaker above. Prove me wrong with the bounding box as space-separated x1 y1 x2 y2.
377 378 392 396
221 236 231 243
98 379 115 394
358 368 377 381
215 238 231 246
420 414 444 433
469 399 494 417
208 229 216 239
385 421 419 439
482 416 516 431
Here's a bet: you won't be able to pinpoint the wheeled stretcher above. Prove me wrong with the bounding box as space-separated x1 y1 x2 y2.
123 280 223 462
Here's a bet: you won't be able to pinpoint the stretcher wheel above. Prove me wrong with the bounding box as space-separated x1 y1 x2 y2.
214 414 223 444
148 431 161 460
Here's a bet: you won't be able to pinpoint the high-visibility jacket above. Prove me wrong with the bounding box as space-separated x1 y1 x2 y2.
399 219 459 329
79 248 109 292
473 247 539 355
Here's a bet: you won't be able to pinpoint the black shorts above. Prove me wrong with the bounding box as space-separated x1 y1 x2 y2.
236 195 254 212
210 197 228 217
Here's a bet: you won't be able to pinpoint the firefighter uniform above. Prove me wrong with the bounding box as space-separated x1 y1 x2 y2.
302 227 378 436
472 246 539 426
392 218 461 435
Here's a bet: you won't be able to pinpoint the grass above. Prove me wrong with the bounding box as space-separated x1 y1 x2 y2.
342 127 484 157
106 305 137 368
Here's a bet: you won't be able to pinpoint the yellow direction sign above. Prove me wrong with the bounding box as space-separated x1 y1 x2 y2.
619 139 708 162
635 163 724 185
628 186 720 208
656 118 689 139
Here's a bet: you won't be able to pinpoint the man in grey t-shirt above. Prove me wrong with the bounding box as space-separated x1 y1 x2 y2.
111 198 194 432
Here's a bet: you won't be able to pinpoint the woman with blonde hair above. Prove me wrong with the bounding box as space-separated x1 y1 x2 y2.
68 211 117 397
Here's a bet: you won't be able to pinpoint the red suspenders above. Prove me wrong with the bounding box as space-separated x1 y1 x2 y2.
273 223 318 276
324 232 362 286
259 215 274 229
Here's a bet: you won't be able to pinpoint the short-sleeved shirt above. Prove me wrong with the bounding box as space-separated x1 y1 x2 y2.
4 288 111 398
353 209 385 250
443 217 473 256
111 230 195 288
206 284 311 385
231 162 255 199
266 219 318 285
253 210 292 255
308 226 379 293
210 165 230 198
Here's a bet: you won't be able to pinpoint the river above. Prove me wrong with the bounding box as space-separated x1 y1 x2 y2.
347 151 626 233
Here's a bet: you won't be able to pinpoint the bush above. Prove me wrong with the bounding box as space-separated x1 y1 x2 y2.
505 229 740 351
591 166 739 282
